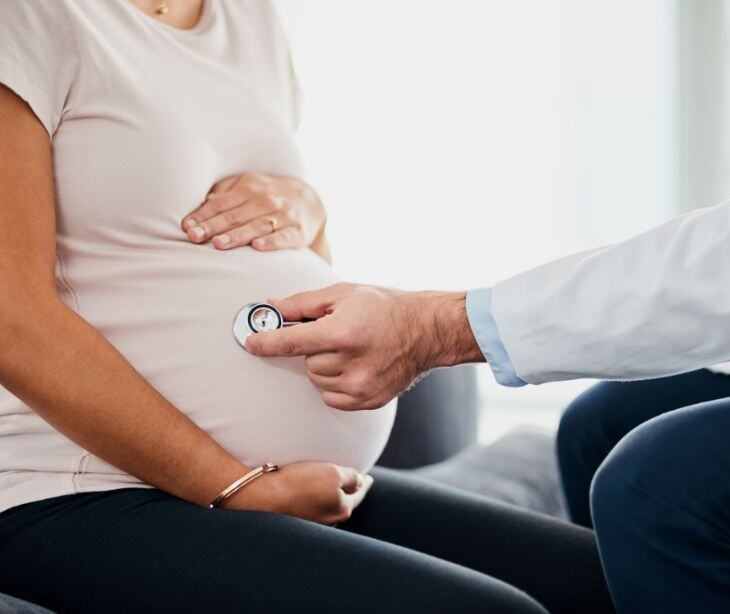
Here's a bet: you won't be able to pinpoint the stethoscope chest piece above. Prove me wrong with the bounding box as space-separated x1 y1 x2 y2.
233 302 284 349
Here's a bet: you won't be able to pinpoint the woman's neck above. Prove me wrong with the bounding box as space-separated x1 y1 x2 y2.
130 0 205 30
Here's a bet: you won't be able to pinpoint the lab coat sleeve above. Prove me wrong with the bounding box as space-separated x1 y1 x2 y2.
465 287 527 387
489 201 730 384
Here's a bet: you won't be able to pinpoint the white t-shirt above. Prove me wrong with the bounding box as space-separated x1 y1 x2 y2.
0 0 396 513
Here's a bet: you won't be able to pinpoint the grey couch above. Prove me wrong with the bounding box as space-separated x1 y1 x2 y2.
378 365 566 518
0 365 563 613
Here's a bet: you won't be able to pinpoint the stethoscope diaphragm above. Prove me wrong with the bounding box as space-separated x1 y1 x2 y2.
233 301 312 351
233 302 284 349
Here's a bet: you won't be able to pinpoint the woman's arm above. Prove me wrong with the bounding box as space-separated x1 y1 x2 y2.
0 86 363 521
0 86 250 507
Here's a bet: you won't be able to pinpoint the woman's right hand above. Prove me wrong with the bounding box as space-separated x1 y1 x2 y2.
224 462 374 525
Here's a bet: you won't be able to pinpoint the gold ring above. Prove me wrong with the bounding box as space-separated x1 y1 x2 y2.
266 216 277 233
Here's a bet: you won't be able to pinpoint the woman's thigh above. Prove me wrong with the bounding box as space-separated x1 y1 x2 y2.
0 488 545 614
343 468 614 614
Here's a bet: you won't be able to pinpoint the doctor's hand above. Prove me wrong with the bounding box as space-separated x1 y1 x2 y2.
245 283 485 411
182 173 326 254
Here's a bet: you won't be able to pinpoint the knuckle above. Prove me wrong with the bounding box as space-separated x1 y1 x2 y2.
337 505 353 523
258 193 275 206
333 490 348 511
209 199 226 215
271 197 285 211
223 210 239 226
320 463 341 484
333 328 358 349
348 375 371 399
278 340 297 356
256 218 271 233
329 464 343 481
279 228 298 244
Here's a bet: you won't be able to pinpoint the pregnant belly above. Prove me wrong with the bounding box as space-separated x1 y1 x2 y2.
66 244 396 473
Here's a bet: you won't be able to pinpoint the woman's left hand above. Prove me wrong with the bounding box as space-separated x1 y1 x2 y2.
182 173 326 251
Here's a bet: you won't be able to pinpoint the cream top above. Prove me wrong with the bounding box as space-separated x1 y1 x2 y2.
0 0 395 512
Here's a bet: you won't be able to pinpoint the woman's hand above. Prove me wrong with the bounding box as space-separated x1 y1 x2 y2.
182 173 326 252
224 461 373 525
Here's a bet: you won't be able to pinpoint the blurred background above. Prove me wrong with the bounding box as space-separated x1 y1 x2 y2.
274 0 730 440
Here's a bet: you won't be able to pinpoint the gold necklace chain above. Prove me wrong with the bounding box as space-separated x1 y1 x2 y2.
156 1 169 15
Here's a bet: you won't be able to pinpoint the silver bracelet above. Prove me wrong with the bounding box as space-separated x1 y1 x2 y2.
208 462 279 509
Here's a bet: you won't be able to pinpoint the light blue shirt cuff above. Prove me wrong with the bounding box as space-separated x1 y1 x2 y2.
466 287 527 387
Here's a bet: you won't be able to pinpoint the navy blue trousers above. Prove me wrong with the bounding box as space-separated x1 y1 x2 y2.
557 370 730 612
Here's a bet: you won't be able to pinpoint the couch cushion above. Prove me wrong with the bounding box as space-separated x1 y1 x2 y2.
413 427 567 518
0 593 52 614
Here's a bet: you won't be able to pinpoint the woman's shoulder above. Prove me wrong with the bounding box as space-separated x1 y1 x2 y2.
0 0 86 59
0 0 82 136
2 0 76 32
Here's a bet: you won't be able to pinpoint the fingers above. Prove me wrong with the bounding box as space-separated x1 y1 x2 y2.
306 353 342 376
337 466 361 494
321 391 385 411
182 190 247 232
251 226 306 251
245 320 336 357
342 474 374 511
308 372 341 392
210 174 240 194
211 213 293 250
269 283 351 322
185 197 289 246
322 392 363 411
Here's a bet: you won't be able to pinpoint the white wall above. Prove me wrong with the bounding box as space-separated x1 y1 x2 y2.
678 0 730 212
276 0 680 282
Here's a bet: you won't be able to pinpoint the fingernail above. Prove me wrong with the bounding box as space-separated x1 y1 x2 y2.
253 238 266 248
215 234 231 247
183 218 197 230
191 226 205 240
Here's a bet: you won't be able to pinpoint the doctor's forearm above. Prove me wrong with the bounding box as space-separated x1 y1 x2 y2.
427 291 486 368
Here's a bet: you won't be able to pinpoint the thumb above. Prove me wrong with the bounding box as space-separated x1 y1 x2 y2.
270 283 351 322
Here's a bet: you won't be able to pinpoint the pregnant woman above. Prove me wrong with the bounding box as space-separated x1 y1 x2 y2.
0 2 612 612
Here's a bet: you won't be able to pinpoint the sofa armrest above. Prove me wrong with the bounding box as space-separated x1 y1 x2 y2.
377 365 479 469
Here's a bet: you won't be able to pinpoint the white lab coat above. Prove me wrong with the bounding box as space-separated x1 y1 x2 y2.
491 201 730 384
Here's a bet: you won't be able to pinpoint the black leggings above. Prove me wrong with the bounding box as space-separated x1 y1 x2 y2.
0 468 613 614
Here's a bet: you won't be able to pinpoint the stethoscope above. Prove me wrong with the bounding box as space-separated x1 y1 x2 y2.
233 302 309 350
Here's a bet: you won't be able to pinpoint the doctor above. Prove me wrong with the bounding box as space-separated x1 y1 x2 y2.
247 200 730 613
